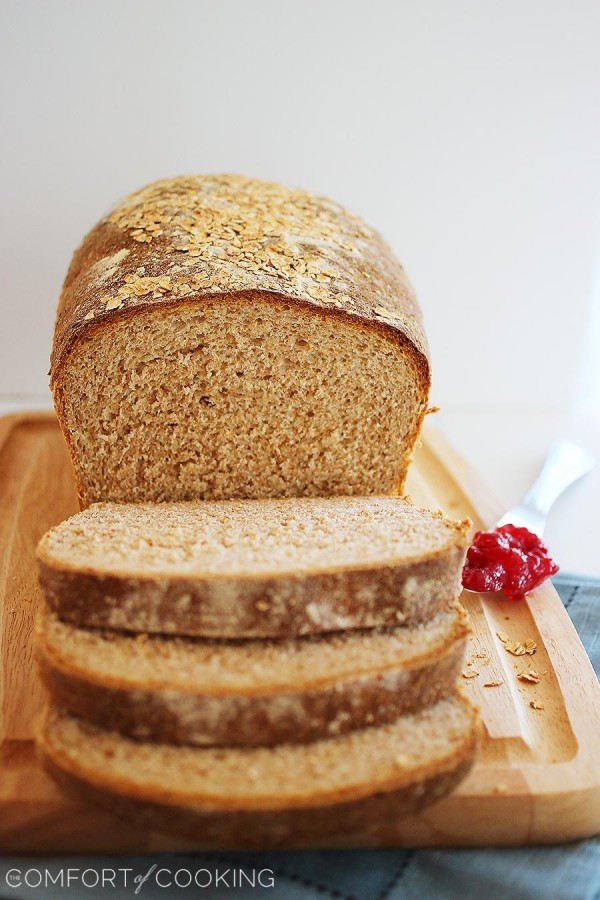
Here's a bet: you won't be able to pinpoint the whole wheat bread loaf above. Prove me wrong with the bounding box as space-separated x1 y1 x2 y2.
38 693 478 849
51 174 430 508
36 497 470 637
36 603 469 746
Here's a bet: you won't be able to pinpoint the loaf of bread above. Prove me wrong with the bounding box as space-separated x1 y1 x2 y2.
36 497 470 637
38 693 478 849
51 174 430 507
36 603 469 747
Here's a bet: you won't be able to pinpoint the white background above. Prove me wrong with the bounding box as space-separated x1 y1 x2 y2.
1 0 599 572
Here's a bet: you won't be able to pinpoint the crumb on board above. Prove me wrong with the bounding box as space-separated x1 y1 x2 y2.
517 670 544 684
503 638 537 657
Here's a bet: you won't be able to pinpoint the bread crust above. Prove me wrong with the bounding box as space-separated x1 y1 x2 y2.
50 175 431 505
36 609 469 747
51 175 429 381
37 543 468 638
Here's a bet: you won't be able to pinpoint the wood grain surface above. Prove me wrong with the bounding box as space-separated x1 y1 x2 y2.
1 412 599 852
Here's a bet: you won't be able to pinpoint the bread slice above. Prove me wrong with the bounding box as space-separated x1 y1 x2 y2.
36 497 470 637
38 693 478 849
51 174 430 507
36 602 469 747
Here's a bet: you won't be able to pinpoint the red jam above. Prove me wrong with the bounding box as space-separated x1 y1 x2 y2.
462 524 559 601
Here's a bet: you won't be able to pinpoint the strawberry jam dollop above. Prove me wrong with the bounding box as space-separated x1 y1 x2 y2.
462 524 559 600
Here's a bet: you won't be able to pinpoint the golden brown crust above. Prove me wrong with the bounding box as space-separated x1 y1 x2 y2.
37 544 468 638
51 174 429 382
36 612 469 747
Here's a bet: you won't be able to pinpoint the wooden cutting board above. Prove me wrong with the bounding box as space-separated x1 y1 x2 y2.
1 412 599 853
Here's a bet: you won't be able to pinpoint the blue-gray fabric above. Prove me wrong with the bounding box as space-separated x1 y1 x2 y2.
1 574 598 900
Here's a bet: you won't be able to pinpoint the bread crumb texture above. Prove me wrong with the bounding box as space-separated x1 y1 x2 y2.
41 693 476 810
38 602 468 693
37 497 470 578
51 175 430 505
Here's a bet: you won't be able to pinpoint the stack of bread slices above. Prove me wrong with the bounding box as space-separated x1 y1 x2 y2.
35 175 479 849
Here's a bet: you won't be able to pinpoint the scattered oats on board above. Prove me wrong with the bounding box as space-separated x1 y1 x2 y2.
530 700 545 710
504 641 525 656
462 670 478 679
517 670 544 684
483 680 504 688
503 638 537 657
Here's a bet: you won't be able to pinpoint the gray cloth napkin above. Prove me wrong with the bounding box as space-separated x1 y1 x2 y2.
1 574 598 900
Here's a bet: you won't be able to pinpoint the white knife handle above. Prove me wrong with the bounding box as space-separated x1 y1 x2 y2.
520 441 595 517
